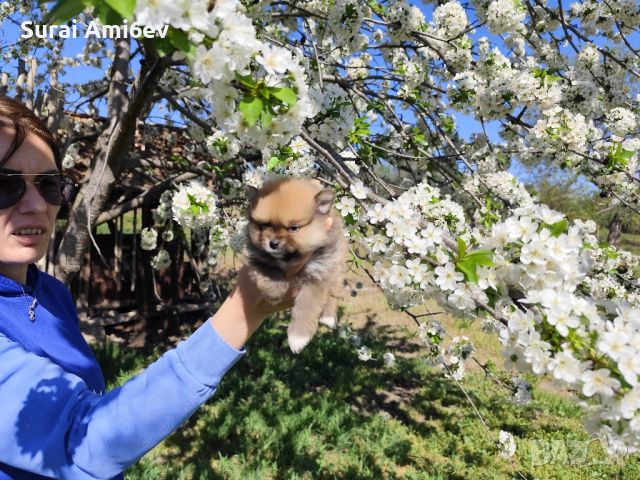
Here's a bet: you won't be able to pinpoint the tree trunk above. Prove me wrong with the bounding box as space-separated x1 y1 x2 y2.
0 72 8 96
55 52 170 285
608 213 623 246
45 70 65 142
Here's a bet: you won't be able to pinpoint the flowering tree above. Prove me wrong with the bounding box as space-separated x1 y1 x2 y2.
2 0 640 456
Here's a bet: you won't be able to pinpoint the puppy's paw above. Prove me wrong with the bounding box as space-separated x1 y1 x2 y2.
287 326 313 354
319 316 337 329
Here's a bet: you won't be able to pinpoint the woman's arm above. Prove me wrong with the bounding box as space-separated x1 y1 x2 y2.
0 318 241 479
0 265 299 479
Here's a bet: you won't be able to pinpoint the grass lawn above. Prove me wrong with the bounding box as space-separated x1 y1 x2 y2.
89 243 640 479
94 311 640 480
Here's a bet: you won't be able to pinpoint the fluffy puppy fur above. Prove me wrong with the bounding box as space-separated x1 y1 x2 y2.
245 178 347 353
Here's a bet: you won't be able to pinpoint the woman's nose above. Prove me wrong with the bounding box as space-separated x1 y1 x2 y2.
17 182 48 213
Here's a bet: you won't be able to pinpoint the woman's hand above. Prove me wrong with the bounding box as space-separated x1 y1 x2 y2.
209 255 310 350
235 264 298 319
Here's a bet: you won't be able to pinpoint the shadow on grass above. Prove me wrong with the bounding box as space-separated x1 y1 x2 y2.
109 311 640 480
117 313 516 479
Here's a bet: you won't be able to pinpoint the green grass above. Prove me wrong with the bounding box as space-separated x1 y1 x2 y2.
593 230 640 278
95 210 143 235
93 316 640 480
620 232 640 254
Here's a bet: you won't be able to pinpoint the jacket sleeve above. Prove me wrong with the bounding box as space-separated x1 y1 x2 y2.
0 321 244 480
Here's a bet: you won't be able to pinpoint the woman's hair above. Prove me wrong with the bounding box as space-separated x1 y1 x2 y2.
0 97 62 170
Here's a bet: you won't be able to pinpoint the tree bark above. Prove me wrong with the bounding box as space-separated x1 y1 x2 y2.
107 38 130 118
55 49 170 284
45 70 65 143
607 212 623 246
0 72 8 96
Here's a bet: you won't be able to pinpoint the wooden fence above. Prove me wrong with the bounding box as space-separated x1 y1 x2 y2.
43 206 215 343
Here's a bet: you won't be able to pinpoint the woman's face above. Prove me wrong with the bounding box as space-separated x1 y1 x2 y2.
0 127 60 283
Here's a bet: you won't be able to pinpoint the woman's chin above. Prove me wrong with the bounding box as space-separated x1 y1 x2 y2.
9 246 47 266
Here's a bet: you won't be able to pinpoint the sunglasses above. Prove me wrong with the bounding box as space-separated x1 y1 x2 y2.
0 172 77 209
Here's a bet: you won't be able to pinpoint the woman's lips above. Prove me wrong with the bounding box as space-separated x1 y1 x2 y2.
12 231 46 247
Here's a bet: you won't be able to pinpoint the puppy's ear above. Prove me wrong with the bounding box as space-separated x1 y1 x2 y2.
246 185 259 203
315 189 335 215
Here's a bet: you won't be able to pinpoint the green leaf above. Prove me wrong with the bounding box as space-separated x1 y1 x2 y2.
348 117 371 144
103 0 135 19
485 288 499 309
533 67 562 85
606 142 635 171
187 193 209 214
237 74 257 90
456 246 494 283
441 116 456 134
367 0 385 15
621 150 635 161
464 250 495 266
151 27 196 60
344 213 356 226
271 87 297 106
267 157 279 171
168 28 191 53
152 37 175 58
456 237 467 259
549 219 569 237
451 88 474 105
239 96 264 127
413 132 428 145
603 247 619 260
95 2 122 25
45 0 88 23
456 259 479 284
260 108 274 128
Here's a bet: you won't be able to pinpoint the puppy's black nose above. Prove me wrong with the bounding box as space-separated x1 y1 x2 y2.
269 239 280 249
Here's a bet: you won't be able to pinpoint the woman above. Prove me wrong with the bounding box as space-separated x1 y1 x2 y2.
0 97 299 479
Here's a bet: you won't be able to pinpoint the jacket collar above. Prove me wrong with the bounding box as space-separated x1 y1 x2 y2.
0 264 40 295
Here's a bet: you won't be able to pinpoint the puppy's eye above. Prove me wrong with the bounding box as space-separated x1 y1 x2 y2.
288 225 300 233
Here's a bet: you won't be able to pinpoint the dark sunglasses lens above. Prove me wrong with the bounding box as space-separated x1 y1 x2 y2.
37 176 64 205
0 176 26 209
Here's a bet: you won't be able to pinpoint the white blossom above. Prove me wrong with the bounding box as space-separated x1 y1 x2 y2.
606 107 637 136
357 346 372 361
350 180 368 200
497 430 517 458
435 262 463 291
383 352 396 367
141 228 158 251
581 369 621 398
151 249 171 270
171 182 218 230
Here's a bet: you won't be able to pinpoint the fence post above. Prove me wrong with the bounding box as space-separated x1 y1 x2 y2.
114 215 123 293
131 208 138 293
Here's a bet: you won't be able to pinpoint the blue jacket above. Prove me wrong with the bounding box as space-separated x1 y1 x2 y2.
0 265 243 479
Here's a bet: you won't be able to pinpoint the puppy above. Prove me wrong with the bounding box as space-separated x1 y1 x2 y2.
245 178 347 353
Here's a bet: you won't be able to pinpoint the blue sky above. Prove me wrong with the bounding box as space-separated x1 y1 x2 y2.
2 0 631 190
1 1 502 135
